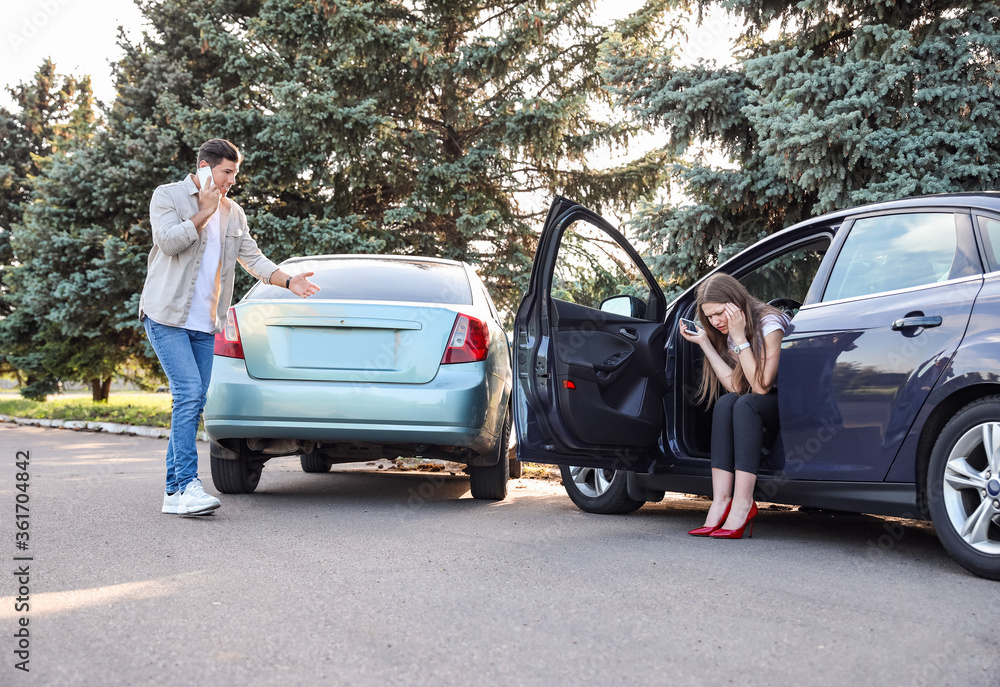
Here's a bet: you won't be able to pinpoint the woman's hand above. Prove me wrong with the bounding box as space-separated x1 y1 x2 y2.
725 302 748 345
683 317 736 393
679 321 707 346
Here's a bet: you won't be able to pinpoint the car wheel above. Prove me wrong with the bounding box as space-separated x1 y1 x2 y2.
300 453 332 473
559 465 644 514
210 440 264 494
469 408 510 500
927 396 1000 580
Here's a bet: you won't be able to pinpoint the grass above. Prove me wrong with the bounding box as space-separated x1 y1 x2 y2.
0 392 174 428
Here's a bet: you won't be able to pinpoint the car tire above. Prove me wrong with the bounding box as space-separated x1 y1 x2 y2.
210 440 264 494
469 408 510 500
300 453 332 473
559 465 644 515
927 396 1000 580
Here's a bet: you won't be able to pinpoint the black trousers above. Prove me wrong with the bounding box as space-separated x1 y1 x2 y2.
711 391 780 476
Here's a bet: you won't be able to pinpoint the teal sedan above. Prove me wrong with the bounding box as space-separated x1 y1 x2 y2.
203 255 513 499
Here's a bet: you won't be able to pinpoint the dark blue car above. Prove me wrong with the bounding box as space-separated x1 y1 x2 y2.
514 193 1000 580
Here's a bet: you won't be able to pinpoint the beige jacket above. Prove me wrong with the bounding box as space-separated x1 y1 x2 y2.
138 175 279 333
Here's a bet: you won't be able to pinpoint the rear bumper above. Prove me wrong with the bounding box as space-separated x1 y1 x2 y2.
204 356 505 455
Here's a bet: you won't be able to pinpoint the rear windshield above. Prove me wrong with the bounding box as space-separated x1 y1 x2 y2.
247 258 473 304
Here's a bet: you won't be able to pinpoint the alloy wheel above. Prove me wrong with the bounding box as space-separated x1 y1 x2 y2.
941 422 1000 554
567 465 618 499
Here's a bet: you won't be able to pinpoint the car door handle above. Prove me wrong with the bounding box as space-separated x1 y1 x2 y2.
619 327 639 341
891 316 942 330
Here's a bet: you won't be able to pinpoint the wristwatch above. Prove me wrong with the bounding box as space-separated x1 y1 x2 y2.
285 276 292 289
732 342 751 354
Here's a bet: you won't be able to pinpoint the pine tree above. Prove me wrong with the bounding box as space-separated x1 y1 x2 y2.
602 0 1000 292
0 0 667 398
6 144 154 401
0 60 98 396
3 0 675 399
116 0 673 313
0 59 97 316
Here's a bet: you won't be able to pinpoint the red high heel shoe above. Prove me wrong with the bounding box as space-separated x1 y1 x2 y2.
710 502 759 539
687 500 733 536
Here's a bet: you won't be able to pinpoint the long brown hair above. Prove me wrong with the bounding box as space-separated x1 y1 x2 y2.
694 273 786 405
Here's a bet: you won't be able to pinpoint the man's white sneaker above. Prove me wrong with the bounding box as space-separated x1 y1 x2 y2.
177 481 221 515
162 491 180 514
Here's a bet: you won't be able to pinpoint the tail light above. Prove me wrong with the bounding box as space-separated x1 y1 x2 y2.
441 314 489 364
214 307 245 359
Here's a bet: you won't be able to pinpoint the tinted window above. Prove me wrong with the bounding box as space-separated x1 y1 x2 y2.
248 259 473 304
550 218 653 317
739 237 831 306
823 213 965 302
978 216 1000 272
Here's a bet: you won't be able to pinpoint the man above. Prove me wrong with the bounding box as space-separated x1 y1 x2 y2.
139 139 319 516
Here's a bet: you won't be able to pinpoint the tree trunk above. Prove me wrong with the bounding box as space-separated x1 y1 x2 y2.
91 377 111 402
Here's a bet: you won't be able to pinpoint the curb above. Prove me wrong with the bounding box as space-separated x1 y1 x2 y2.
0 415 210 442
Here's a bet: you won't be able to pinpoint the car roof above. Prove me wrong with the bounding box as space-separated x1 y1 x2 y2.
785 192 1000 232
685 192 1000 303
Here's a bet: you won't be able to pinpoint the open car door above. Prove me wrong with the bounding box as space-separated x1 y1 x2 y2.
513 197 667 470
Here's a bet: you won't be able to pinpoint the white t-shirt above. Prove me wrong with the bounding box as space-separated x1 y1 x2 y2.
182 208 222 333
726 312 789 350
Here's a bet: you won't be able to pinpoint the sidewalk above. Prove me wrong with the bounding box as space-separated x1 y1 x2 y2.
0 414 209 441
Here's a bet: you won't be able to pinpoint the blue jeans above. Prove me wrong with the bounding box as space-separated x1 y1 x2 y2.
143 317 215 493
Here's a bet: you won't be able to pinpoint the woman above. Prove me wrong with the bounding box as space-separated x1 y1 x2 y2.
678 273 789 539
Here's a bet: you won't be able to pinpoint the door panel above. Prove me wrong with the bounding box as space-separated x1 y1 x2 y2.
514 199 666 468
549 299 665 446
777 211 982 481
779 281 980 479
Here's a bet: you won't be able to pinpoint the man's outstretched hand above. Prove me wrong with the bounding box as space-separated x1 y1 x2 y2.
289 272 320 298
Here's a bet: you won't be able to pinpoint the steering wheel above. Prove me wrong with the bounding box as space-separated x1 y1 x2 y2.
768 297 802 317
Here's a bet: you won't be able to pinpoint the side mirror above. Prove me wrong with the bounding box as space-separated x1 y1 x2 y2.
600 294 646 319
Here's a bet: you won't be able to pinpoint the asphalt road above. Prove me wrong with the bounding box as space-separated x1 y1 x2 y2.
1 423 997 686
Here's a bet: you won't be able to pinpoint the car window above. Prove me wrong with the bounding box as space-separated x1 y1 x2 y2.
482 285 500 322
473 274 501 322
738 237 831 306
977 216 1000 272
550 218 653 317
248 259 473 304
472 273 501 323
823 213 969 302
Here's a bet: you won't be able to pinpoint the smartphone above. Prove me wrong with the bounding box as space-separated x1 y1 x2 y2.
680 317 701 333
197 165 213 188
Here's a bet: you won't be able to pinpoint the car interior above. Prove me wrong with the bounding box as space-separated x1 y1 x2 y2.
543 215 834 466
675 236 833 465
